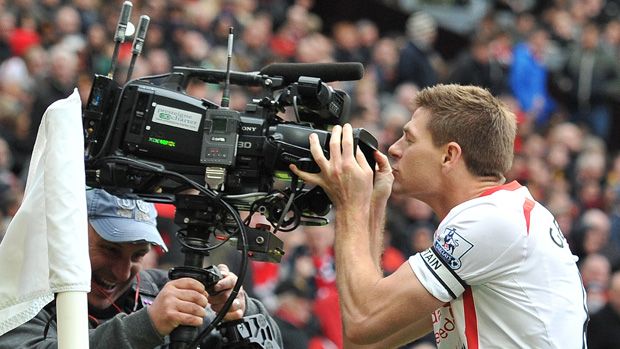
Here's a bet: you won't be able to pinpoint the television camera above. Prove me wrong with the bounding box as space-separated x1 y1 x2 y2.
82 2 378 348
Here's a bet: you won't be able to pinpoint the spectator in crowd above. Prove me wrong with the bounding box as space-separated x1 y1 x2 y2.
272 280 328 349
559 22 620 141
302 223 342 348
446 34 506 95
607 153 620 248
573 144 608 205
0 12 15 62
356 19 380 65
73 0 101 34
580 253 612 314
546 190 579 244
588 270 620 349
0 136 19 193
392 82 420 114
511 11 537 43
270 4 315 61
331 21 364 63
0 92 30 175
0 134 21 242
294 32 334 63
396 11 443 89
208 10 243 49
176 30 212 68
408 222 435 256
387 197 436 257
546 8 578 52
509 26 557 129
7 11 40 58
54 5 83 42
376 103 410 152
366 37 400 94
27 44 79 151
574 208 620 270
235 13 275 71
145 48 172 75
601 19 620 57
83 23 112 75
0 185 21 243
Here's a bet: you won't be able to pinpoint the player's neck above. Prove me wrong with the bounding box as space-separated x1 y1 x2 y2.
433 176 505 220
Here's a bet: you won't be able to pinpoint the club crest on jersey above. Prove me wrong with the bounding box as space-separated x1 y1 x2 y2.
434 227 473 270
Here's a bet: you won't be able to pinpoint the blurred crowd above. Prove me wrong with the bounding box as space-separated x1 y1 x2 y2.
1 0 620 348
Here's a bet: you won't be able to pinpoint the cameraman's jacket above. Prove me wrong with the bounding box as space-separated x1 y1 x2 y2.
0 269 282 349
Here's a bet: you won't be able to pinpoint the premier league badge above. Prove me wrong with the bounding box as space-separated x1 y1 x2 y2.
434 227 473 270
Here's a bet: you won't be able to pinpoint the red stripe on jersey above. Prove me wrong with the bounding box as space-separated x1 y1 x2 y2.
523 198 535 235
464 287 479 349
479 180 521 197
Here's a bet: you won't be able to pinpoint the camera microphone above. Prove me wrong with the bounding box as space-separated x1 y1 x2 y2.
126 15 150 83
170 64 364 90
259 62 364 84
221 27 234 108
108 1 133 78
114 1 133 42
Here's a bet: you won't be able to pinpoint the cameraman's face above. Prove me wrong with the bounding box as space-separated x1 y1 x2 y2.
87 225 151 310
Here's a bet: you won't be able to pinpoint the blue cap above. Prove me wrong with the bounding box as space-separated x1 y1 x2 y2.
86 188 168 252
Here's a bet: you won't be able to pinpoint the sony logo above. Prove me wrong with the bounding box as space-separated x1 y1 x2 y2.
241 126 258 132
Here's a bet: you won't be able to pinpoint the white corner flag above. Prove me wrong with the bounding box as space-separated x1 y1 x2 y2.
0 89 91 347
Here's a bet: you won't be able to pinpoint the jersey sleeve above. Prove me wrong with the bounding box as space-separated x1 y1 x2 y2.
409 201 526 302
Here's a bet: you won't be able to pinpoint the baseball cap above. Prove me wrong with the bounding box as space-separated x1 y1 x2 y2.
86 188 168 252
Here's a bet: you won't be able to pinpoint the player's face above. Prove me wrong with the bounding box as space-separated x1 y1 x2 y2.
388 107 443 198
87 226 150 310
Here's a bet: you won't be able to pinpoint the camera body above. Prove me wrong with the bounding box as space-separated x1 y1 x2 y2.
84 4 377 348
84 64 378 219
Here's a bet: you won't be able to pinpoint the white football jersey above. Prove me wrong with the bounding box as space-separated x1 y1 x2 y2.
409 181 588 348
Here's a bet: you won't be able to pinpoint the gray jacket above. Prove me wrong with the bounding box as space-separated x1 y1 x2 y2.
0 269 282 349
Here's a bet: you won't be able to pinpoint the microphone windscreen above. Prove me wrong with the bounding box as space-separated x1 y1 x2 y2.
136 15 150 40
260 62 364 84
118 1 133 25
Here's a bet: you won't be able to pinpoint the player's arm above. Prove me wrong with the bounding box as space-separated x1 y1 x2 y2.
335 153 439 345
343 314 433 349
335 220 443 346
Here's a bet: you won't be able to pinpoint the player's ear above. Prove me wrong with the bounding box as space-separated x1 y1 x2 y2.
442 141 462 165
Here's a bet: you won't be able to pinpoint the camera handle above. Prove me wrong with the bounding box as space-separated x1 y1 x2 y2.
168 223 223 349
166 194 252 349
168 264 222 348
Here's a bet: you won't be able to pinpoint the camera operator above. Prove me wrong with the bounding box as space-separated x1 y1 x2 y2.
290 84 588 348
0 188 282 348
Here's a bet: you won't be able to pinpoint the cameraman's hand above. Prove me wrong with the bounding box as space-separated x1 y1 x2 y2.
208 264 246 322
147 278 209 336
290 124 375 211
